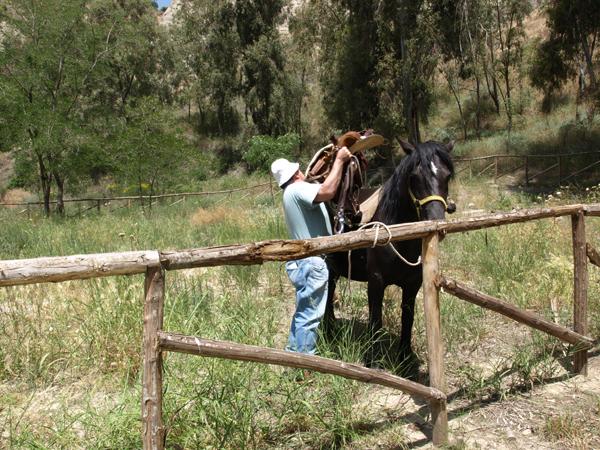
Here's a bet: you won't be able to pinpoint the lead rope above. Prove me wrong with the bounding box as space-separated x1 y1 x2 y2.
341 221 422 303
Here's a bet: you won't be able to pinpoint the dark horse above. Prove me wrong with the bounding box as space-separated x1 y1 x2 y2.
325 139 455 367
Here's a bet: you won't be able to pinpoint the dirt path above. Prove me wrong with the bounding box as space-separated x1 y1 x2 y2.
442 355 600 449
358 354 600 449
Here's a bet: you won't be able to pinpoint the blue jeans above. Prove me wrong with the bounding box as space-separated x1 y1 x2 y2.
285 256 329 354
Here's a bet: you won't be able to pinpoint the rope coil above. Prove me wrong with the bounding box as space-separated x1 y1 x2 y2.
357 221 422 266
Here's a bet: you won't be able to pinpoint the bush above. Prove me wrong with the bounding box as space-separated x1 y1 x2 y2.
243 133 300 173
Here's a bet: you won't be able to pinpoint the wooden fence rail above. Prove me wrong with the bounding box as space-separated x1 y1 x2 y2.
438 277 594 348
3 204 599 288
158 332 446 400
0 181 275 207
454 151 600 185
1 202 599 448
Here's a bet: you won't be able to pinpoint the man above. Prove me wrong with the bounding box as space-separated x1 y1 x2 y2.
270 146 351 354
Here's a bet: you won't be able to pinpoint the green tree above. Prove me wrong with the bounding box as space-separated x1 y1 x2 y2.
376 0 437 143
236 0 290 135
115 97 193 205
243 133 300 173
434 0 496 139
490 0 531 130
530 0 600 116
175 0 241 135
92 0 178 114
318 0 380 131
0 0 115 215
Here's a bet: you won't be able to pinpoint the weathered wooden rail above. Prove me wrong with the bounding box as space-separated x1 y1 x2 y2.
1 203 599 448
0 181 276 216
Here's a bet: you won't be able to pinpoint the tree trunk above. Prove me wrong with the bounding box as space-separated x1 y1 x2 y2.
484 34 501 114
504 63 512 131
37 153 52 217
400 36 420 144
475 76 482 138
445 71 467 141
54 172 65 216
579 34 597 91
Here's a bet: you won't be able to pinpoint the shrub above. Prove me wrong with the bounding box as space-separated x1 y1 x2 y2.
243 133 300 173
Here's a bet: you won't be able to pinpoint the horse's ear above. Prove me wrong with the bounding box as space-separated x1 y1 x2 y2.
445 140 455 153
399 139 416 154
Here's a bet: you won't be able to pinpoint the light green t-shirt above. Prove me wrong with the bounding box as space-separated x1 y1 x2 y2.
282 181 332 240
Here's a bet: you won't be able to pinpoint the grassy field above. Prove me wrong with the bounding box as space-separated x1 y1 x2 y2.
1 170 600 448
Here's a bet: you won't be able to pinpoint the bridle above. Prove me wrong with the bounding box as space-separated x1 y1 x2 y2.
408 188 449 220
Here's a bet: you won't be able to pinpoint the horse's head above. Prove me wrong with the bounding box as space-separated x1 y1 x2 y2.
399 139 455 221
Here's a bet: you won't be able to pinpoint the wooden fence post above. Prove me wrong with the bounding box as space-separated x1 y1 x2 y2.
422 232 448 446
142 266 165 450
524 156 529 186
494 156 499 180
571 211 588 375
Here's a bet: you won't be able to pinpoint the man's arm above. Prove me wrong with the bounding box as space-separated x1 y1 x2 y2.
314 146 352 203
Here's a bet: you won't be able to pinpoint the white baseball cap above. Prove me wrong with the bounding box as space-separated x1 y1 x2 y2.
271 158 299 187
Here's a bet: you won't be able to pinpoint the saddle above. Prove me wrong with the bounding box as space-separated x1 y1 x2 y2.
306 130 385 233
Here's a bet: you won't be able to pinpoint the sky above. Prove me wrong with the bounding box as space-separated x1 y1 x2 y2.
156 0 171 8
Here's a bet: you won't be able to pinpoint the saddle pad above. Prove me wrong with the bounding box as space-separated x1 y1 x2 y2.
305 143 334 176
359 187 382 224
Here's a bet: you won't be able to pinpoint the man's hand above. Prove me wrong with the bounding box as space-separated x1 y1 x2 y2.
314 146 353 203
335 146 352 164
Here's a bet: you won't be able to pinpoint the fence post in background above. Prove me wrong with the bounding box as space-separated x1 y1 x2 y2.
270 180 274 204
524 156 529 186
494 156 499 180
469 160 472 179
571 211 588 375
96 199 101 213
142 266 165 450
421 232 448 446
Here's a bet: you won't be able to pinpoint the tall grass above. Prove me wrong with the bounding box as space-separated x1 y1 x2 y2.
1 172 600 448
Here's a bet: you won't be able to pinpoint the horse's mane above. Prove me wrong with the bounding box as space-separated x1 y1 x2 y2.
378 141 454 224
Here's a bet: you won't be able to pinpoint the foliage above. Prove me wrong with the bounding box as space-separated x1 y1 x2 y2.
114 97 195 197
0 0 113 213
243 133 300 173
175 0 242 136
318 0 380 131
530 0 600 112
0 0 177 214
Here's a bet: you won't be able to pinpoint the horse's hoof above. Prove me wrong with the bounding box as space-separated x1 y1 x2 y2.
396 351 420 378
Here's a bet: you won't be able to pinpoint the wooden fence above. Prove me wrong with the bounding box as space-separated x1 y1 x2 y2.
455 151 600 185
1 203 600 447
0 181 276 215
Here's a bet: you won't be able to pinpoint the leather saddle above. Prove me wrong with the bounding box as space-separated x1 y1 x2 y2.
306 130 385 233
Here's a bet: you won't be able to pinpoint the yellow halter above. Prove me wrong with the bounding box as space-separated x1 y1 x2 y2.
409 188 448 220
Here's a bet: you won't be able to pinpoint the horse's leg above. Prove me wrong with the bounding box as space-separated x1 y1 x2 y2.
399 282 420 363
366 277 385 367
322 273 338 335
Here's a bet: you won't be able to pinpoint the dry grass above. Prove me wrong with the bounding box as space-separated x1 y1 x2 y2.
190 205 248 226
1 188 35 206
0 152 14 191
